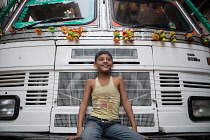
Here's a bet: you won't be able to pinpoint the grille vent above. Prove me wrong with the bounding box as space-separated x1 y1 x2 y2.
120 114 155 127
54 114 154 127
54 114 87 127
0 73 25 87
28 72 49 86
159 73 180 87
183 81 210 89
25 90 48 105
161 91 182 105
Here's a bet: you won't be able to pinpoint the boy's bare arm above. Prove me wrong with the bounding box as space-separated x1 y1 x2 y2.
118 77 137 131
66 79 93 140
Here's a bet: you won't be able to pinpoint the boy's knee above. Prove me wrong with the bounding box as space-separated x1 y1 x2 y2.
80 127 102 140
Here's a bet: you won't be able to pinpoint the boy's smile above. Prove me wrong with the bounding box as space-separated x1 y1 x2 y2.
94 54 113 72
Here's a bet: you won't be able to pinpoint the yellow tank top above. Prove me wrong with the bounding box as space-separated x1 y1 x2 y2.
90 76 120 121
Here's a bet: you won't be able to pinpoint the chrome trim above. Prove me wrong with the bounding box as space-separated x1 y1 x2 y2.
105 0 111 29
176 1 200 34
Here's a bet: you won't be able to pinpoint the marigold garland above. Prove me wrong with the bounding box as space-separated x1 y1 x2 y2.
122 29 134 42
152 33 160 40
35 28 42 35
48 26 55 33
61 26 68 34
66 35 73 41
169 31 177 42
2 26 209 47
184 33 194 43
78 26 83 35
113 30 121 43
152 30 167 42
64 27 83 41
200 34 209 44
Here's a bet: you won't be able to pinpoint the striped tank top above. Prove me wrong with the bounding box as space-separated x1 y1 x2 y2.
90 76 120 121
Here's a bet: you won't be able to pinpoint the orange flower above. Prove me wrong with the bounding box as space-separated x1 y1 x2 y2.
78 27 83 35
66 35 73 41
152 33 160 40
113 37 121 43
35 28 42 35
61 26 68 34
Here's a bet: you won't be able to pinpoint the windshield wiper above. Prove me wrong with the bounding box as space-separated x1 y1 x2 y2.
21 17 84 29
131 24 169 29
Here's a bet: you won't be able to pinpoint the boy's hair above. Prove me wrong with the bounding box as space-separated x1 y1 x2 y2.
95 51 113 62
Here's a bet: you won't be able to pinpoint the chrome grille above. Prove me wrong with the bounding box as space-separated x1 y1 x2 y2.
54 114 154 127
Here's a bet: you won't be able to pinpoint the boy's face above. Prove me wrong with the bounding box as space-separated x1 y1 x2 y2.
94 54 113 72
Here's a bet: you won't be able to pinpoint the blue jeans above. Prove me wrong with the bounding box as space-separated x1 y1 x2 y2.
80 116 145 140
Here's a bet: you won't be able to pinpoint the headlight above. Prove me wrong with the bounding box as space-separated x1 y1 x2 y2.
188 96 210 121
0 95 20 120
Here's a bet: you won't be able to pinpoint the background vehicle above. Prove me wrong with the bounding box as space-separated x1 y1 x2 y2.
0 0 210 139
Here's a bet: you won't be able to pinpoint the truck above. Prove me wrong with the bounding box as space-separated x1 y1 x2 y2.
0 0 210 139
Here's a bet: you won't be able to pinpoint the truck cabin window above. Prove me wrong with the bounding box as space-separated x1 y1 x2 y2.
112 0 192 31
14 0 95 29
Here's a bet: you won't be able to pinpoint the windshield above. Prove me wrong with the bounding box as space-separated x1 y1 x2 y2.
13 0 96 28
112 0 192 31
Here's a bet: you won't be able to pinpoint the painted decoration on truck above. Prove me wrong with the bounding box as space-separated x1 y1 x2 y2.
26 0 73 6
13 0 95 28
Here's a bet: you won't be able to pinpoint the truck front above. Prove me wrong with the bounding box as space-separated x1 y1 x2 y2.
0 0 210 139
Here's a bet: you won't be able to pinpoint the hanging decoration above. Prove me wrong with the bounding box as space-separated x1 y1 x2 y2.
122 29 134 42
184 33 194 43
129 3 137 10
168 21 176 29
169 31 177 42
35 28 42 35
157 30 167 42
48 26 55 33
120 4 125 10
113 30 121 43
200 34 209 44
155 6 164 13
152 30 167 42
140 4 149 11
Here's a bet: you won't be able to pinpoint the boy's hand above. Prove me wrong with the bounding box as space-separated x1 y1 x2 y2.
66 128 83 140
131 127 148 139
66 135 80 140
131 126 137 132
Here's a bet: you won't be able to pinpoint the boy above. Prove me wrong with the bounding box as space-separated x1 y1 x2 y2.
67 51 145 140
